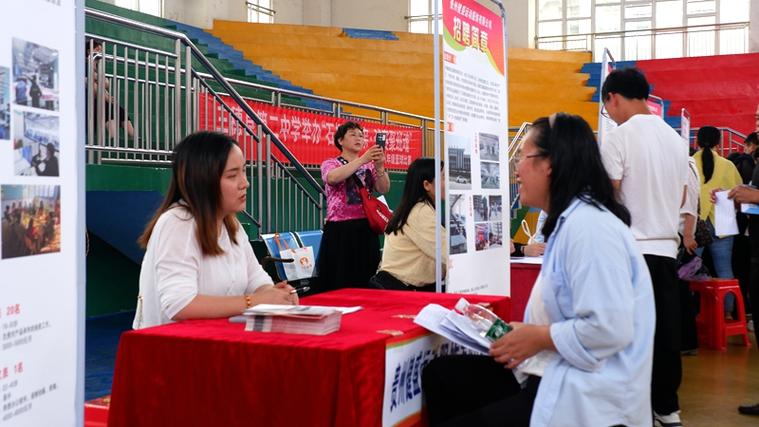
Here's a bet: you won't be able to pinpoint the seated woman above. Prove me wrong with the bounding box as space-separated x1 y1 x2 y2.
422 113 656 427
369 158 446 291
134 131 296 329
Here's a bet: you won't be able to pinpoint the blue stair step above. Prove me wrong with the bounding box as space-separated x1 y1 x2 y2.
342 28 398 40
164 20 318 97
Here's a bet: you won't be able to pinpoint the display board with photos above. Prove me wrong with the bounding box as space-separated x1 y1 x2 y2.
442 0 509 295
0 1 83 426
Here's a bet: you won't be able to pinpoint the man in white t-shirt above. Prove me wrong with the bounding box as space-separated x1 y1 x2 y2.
600 67 689 427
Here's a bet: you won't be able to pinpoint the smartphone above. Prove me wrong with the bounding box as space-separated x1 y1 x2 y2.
375 133 387 149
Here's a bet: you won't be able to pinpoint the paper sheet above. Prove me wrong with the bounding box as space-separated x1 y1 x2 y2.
511 256 543 265
714 191 738 236
414 304 488 354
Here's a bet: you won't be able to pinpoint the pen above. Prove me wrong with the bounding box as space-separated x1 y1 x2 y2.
290 286 310 294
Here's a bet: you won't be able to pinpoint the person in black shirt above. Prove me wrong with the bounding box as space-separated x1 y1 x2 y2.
726 131 759 417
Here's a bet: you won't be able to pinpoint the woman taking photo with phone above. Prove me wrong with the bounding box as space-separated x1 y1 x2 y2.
134 131 296 329
422 113 655 427
370 157 446 291
316 121 390 291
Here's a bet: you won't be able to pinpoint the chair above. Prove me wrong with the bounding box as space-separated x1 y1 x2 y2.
250 231 323 296
689 279 751 351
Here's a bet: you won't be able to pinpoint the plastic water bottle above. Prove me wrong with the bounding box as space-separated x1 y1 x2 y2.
455 298 512 342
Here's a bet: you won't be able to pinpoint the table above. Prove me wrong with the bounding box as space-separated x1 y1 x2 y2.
107 289 510 427
510 262 541 321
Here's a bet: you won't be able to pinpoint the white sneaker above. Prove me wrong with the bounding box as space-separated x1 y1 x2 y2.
654 410 683 427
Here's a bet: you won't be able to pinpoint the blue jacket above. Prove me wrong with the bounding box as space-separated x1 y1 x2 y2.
527 198 655 427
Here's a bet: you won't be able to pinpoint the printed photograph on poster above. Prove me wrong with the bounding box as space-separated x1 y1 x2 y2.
0 67 9 140
480 161 500 189
1 184 61 259
475 222 504 251
473 195 488 222
13 111 59 176
449 193 468 255
447 135 471 190
478 132 499 162
12 38 59 111
489 196 502 222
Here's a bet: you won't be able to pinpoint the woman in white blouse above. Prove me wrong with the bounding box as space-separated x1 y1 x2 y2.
133 131 296 329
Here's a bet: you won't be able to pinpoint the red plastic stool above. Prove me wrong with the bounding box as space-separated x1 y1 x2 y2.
689 279 751 351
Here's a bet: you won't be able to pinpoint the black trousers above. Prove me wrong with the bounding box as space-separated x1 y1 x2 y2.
749 255 759 344
679 278 699 351
368 270 438 292
422 355 539 427
645 255 682 415
733 233 752 315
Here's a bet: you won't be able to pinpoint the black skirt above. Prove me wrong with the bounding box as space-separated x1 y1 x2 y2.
315 218 380 292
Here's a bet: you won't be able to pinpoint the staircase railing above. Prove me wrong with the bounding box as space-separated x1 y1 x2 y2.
85 8 324 235
507 122 532 215
680 126 748 156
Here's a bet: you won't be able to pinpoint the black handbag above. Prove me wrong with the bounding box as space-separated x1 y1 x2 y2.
694 217 713 247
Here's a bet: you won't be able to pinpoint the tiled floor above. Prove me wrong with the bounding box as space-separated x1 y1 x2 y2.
679 335 759 426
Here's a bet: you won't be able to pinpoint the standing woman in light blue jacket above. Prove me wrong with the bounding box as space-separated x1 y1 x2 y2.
422 113 656 427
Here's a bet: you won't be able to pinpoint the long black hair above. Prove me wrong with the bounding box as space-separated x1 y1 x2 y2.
385 157 441 235
139 131 240 255
532 113 631 240
697 126 721 183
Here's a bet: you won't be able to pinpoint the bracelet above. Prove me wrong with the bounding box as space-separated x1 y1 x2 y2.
244 294 253 308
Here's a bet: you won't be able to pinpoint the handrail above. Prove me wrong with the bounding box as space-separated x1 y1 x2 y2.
197 71 436 123
536 21 749 44
86 8 324 195
508 122 532 212
536 20 749 61
508 122 532 156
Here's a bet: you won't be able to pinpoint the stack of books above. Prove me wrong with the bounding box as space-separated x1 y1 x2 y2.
230 304 342 335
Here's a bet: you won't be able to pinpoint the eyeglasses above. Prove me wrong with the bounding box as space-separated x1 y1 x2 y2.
514 152 547 163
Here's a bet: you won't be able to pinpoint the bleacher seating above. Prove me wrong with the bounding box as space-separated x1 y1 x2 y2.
86 0 320 108
582 53 759 134
209 20 600 128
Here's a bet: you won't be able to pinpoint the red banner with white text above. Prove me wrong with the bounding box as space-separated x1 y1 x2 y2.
197 94 423 169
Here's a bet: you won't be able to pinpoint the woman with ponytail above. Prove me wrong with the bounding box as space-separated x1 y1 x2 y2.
693 126 742 313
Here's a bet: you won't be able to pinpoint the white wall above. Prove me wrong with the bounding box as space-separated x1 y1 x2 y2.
154 0 527 41
331 0 407 31
275 0 304 25
163 0 247 29
273 0 406 30
503 0 533 48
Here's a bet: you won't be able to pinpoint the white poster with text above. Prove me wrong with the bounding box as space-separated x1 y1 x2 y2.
443 0 509 295
0 1 84 426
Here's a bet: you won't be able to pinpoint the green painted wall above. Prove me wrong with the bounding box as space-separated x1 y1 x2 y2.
85 163 406 316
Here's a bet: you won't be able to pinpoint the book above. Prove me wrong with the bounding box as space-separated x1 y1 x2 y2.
230 304 342 335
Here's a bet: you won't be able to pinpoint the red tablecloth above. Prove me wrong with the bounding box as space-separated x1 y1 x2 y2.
510 263 541 321
107 289 510 427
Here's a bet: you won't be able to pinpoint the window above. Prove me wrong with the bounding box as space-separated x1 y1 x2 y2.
247 0 274 24
535 0 750 60
407 0 442 34
114 0 162 17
